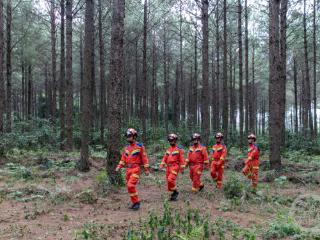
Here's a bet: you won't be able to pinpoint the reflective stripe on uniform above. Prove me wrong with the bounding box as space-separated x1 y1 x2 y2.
171 170 178 175
192 187 198 192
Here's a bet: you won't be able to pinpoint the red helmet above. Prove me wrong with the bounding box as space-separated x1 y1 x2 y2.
247 133 256 140
167 133 178 142
125 128 138 138
191 133 201 141
215 132 224 139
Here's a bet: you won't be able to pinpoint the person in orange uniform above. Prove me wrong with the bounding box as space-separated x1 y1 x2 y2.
115 128 150 210
185 133 209 192
160 133 185 201
242 133 260 188
210 132 227 189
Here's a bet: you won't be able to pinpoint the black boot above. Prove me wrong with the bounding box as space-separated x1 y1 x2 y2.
129 202 140 210
199 184 204 192
170 190 179 201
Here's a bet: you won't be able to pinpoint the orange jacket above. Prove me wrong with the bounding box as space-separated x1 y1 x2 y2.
160 145 185 168
117 142 150 171
211 143 227 164
186 144 209 165
246 143 260 163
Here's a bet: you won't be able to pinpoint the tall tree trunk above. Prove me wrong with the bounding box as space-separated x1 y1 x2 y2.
279 0 288 146
0 0 4 132
303 0 313 136
50 0 57 122
173 62 180 127
163 25 169 133
151 34 158 129
229 48 234 133
201 0 209 144
79 0 94 172
190 25 198 128
269 0 282 169
60 0 66 150
98 0 106 144
313 0 317 137
244 0 249 135
6 0 12 132
80 28 84 115
180 0 185 123
238 0 244 147
214 0 220 132
66 0 73 150
222 0 228 142
21 62 25 120
293 58 298 134
142 0 148 141
27 65 32 120
45 63 49 118
134 39 140 118
106 0 125 185
251 42 256 133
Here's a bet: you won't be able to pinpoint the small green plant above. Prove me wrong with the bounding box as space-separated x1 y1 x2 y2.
75 222 110 239
263 213 301 239
76 190 98 204
223 175 245 200
274 175 288 187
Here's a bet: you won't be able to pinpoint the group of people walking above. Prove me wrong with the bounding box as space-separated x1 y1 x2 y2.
115 128 260 210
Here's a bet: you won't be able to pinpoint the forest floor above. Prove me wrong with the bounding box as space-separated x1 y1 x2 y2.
0 147 319 240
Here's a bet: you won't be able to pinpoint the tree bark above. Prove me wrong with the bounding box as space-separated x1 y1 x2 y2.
238 0 244 147
66 0 73 150
279 0 288 146
60 0 66 150
6 0 12 132
313 0 317 137
106 0 125 185
303 0 313 136
190 25 198 127
79 0 94 172
213 0 220 132
293 58 298 134
50 0 57 122
269 0 282 169
142 0 147 141
27 65 32 120
222 0 229 142
201 0 209 144
0 0 4 132
151 34 158 129
244 0 249 135
98 0 106 144
163 24 169 133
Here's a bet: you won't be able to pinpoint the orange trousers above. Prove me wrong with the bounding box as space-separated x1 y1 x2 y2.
126 167 141 203
211 162 224 189
189 164 204 192
242 160 259 187
165 165 179 192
